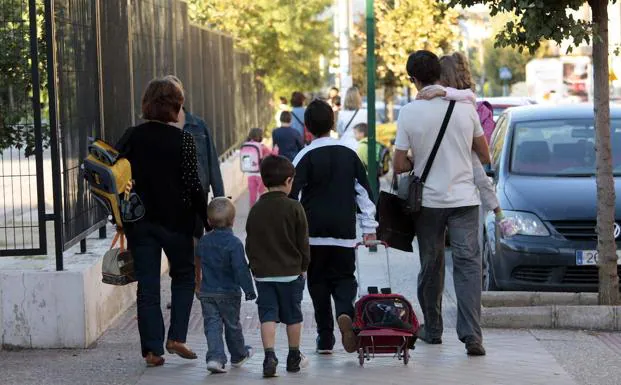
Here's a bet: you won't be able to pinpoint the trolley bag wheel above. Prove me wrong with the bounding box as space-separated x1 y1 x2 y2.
403 348 410 365
358 348 365 367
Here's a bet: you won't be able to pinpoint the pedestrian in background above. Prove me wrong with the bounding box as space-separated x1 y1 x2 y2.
336 87 367 151
272 111 303 162
275 96 289 127
243 128 277 207
164 75 225 310
290 91 307 143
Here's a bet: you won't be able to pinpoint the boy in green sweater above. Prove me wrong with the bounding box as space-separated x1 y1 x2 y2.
245 155 311 378
354 122 382 189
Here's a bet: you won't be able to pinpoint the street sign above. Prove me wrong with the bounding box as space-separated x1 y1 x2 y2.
499 67 512 81
610 69 618 82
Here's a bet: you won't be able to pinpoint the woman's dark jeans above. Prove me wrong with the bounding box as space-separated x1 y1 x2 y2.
126 221 195 357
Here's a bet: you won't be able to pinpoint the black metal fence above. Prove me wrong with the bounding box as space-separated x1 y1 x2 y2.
1 0 272 266
0 0 48 256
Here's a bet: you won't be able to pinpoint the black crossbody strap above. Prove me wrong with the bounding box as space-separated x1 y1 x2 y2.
291 111 304 126
420 101 456 183
343 109 360 133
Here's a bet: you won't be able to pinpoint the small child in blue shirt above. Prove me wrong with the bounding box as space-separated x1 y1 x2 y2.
196 197 257 374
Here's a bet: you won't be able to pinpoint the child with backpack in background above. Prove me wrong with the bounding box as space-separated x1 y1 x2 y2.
240 128 277 207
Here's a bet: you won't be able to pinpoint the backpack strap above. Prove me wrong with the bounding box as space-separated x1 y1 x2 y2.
420 101 456 184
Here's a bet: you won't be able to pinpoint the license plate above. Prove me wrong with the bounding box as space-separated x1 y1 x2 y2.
576 250 621 265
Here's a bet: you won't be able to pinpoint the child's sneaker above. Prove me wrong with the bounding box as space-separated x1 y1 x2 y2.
206 360 227 374
498 217 518 237
231 346 255 368
316 335 335 354
286 350 309 373
262 352 279 378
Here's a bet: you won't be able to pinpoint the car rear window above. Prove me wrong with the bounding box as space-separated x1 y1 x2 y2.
511 119 621 176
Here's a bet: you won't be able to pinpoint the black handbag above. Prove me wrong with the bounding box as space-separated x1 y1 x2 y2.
398 101 455 214
376 189 416 252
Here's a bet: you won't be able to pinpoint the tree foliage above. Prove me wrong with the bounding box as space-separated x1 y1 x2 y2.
0 3 48 155
353 0 459 89
448 0 593 54
188 0 333 97
449 0 619 305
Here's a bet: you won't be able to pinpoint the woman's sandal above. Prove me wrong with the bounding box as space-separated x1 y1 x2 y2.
145 352 165 367
166 340 198 359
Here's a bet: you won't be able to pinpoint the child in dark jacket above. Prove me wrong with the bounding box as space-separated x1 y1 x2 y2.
245 155 311 378
289 99 378 355
196 197 256 374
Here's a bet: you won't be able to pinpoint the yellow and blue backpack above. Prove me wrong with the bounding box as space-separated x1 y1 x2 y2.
82 139 144 228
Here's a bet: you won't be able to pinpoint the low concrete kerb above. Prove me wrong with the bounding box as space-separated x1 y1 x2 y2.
481 292 621 331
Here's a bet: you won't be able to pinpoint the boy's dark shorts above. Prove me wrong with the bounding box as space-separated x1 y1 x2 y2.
255 275 305 325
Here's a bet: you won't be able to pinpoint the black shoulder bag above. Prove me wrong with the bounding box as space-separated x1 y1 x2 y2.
399 101 456 214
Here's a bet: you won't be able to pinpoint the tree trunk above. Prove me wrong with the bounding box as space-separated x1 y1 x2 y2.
590 0 618 305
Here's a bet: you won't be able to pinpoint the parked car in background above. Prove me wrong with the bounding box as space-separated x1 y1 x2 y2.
478 97 537 122
483 104 621 291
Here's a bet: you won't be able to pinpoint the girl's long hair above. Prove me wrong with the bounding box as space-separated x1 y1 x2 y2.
440 52 476 91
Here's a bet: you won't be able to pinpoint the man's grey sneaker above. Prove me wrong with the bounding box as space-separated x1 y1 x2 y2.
263 353 279 378
206 361 227 374
231 346 255 368
416 324 442 345
316 335 335 354
286 351 309 373
337 314 358 353
466 341 486 356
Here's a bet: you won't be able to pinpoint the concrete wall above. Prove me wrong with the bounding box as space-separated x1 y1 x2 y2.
221 151 248 202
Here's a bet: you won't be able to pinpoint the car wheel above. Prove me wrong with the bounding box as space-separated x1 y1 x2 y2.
482 238 500 291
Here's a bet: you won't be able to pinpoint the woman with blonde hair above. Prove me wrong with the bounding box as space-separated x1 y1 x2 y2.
336 86 368 150
116 77 209 367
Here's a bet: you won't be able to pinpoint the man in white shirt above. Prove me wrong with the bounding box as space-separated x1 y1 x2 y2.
393 50 491 356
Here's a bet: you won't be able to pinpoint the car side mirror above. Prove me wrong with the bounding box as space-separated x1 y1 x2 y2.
483 164 495 177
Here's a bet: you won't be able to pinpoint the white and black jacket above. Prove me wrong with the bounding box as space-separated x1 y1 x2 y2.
290 137 378 248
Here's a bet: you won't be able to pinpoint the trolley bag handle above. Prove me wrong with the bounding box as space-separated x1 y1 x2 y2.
354 240 391 298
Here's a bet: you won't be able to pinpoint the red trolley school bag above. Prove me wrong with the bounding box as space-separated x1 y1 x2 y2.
352 241 420 361
240 141 263 173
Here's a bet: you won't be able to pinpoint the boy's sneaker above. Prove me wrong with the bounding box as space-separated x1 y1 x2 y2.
286 350 309 373
337 314 358 353
206 361 227 374
262 353 279 378
498 217 518 237
231 346 254 368
316 335 335 354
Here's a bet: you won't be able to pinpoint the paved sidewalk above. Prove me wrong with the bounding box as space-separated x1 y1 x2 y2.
3 191 621 384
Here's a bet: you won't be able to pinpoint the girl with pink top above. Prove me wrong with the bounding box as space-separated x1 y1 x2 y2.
244 128 278 206
417 52 517 238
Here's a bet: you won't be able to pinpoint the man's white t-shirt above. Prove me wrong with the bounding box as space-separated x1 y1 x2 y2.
394 95 484 208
